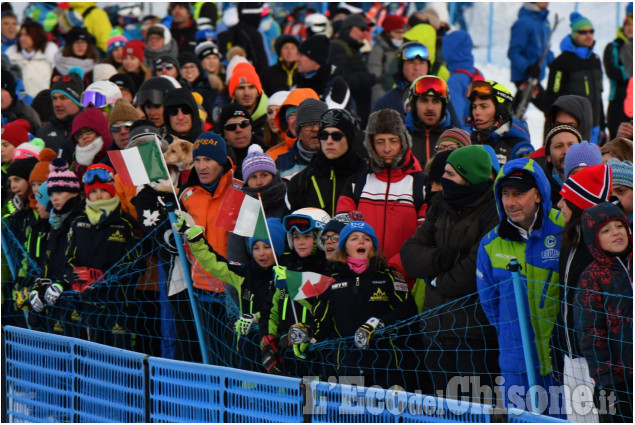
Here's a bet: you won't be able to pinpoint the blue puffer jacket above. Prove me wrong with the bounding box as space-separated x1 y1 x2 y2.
508 5 554 83
442 30 477 128
476 157 564 375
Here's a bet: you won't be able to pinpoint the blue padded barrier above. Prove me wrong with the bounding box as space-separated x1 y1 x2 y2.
508 408 570 423
72 339 147 423
4 326 74 423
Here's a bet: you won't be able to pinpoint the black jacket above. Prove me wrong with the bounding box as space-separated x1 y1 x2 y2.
260 61 296 96
37 111 82 163
43 195 85 281
217 23 269 74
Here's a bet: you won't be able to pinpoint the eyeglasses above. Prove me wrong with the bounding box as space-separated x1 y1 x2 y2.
74 128 97 141
224 119 250 131
576 29 594 35
411 76 448 99
317 131 346 141
155 63 175 71
81 91 107 108
82 167 114 185
166 105 193 116
282 215 325 233
320 234 339 244
401 43 429 61
435 142 460 153
110 121 135 133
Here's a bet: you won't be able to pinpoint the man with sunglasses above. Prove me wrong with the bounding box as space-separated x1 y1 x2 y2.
329 13 377 126
153 56 181 81
218 104 265 181
373 41 430 115
545 12 605 145
107 99 142 152
162 88 203 143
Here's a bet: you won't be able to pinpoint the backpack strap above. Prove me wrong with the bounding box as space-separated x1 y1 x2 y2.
82 6 96 18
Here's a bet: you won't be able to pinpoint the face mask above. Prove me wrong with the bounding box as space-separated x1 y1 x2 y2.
391 39 404 48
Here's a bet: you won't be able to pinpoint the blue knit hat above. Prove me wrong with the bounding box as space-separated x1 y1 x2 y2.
338 221 379 252
564 141 602 178
192 131 228 166
35 181 52 212
607 158 633 188
570 12 593 34
250 218 286 256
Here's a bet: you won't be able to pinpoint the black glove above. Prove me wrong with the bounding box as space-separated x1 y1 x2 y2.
438 249 459 272
261 334 283 374
526 63 541 79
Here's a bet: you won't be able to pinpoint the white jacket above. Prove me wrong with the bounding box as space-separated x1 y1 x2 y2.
6 42 58 97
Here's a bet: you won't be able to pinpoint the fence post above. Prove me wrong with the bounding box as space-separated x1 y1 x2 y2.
507 258 540 414
166 204 210 365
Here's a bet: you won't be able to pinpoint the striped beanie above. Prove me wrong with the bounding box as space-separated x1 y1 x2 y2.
607 158 633 188
560 163 612 210
107 35 127 55
241 144 276 181
437 128 471 148
47 158 80 195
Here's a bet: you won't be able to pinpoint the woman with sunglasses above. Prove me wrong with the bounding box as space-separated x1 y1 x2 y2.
69 108 114 183
468 80 533 165
545 12 605 145
285 109 367 217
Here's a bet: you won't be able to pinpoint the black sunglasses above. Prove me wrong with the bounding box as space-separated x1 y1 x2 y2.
224 119 250 131
166 105 193 116
317 131 346 141
155 63 175 71
577 29 594 35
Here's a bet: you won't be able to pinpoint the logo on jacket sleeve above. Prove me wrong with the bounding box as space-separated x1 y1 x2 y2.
369 288 389 302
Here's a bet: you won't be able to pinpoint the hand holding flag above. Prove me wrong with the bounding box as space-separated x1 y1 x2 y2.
285 271 335 301
215 185 268 239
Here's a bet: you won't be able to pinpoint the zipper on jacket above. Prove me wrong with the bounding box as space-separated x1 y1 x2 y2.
356 276 360 287
282 293 288 321
311 175 325 210
584 75 590 96
539 270 553 309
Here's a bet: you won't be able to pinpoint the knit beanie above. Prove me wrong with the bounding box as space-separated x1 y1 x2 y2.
607 158 633 188
267 91 290 108
155 55 180 71
228 62 263 98
47 158 81 195
29 148 57 184
242 145 277 181
145 24 166 41
123 39 145 62
35 181 51 211
324 211 366 234
51 69 84 107
225 55 250 84
249 217 286 256
31 90 54 124
107 35 127 55
93 63 118 82
560 163 612 210
428 150 453 183
319 109 357 144
13 138 44 160
65 27 93 46
563 141 602 178
83 164 116 197
1 69 17 101
295 98 329 135
192 131 228 166
570 12 593 35
338 221 379 251
544 124 582 156
219 103 253 134
298 34 330 66
178 51 201 69
58 10 83 33
108 99 142 126
274 34 300 57
382 15 406 33
446 145 492 185
1 119 31 147
6 157 38 181
195 41 222 61
437 128 471 148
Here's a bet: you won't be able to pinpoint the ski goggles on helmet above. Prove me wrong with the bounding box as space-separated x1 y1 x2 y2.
283 215 325 234
411 76 448 99
82 167 114 185
81 91 108 108
468 80 513 104
400 43 429 61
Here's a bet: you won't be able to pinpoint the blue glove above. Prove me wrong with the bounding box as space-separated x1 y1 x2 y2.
354 317 384 350
273 265 287 289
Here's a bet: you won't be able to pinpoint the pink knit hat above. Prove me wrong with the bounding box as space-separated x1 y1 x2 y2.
47 158 80 195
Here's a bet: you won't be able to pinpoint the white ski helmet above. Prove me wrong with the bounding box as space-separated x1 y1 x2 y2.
283 207 331 251
81 80 123 109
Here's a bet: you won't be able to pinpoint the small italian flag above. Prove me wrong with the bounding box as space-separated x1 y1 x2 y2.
215 185 268 238
107 142 168 186
286 270 335 301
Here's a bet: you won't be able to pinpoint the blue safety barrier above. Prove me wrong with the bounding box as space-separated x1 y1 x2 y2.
508 408 571 423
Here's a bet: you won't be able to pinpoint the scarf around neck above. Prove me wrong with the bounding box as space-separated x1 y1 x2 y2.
85 196 120 225
75 136 104 166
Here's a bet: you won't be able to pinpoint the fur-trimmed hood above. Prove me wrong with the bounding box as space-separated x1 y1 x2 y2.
364 108 412 171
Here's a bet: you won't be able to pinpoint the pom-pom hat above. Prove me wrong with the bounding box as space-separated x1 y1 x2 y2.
242 145 277 181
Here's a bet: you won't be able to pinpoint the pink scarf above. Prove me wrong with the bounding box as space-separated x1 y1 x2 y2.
347 257 368 274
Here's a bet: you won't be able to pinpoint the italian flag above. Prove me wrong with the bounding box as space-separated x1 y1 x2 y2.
286 270 335 301
215 185 268 238
108 142 168 186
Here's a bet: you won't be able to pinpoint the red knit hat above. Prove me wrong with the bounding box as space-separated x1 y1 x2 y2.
382 15 406 33
1 119 31 147
560 163 612 210
83 163 116 198
123 39 146 62
228 62 263 98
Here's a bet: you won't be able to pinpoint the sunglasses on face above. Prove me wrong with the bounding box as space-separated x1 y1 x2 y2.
224 119 250 131
155 63 175 71
166 105 193 116
110 121 134 133
82 167 114 185
317 131 346 142
577 29 594 35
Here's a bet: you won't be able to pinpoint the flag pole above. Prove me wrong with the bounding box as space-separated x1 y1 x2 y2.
155 136 182 212
257 193 300 325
